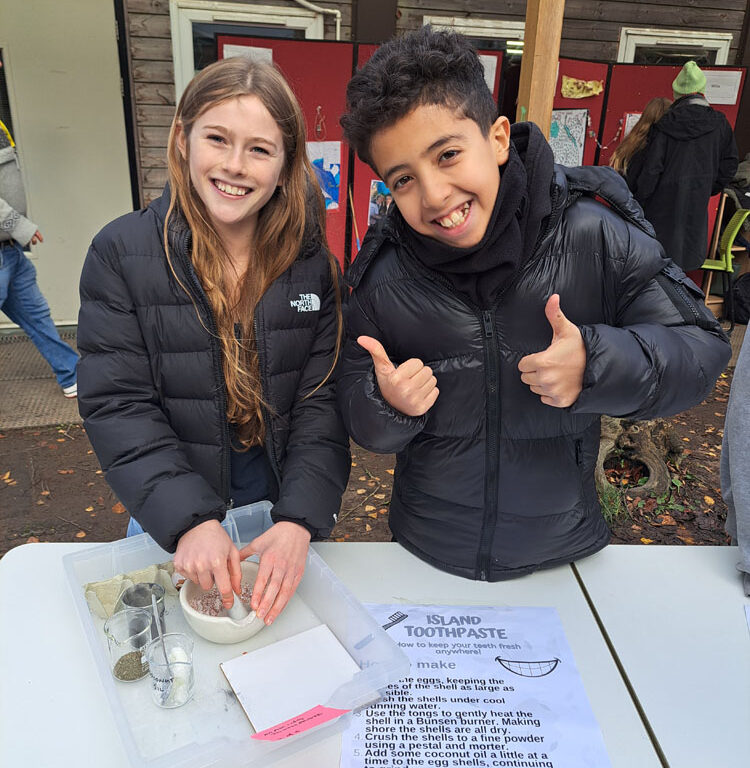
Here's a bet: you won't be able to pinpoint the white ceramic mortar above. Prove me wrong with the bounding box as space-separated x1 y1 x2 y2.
179 560 265 644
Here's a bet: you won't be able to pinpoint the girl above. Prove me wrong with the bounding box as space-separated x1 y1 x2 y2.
77 57 350 625
610 97 671 185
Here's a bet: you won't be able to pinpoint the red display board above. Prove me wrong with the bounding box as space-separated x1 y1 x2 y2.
598 64 746 259
553 58 609 167
348 45 504 260
218 36 354 269
348 44 380 261
598 64 745 167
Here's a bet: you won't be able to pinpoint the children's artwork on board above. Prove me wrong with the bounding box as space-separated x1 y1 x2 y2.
549 109 587 167
307 141 341 210
624 112 642 138
368 179 392 226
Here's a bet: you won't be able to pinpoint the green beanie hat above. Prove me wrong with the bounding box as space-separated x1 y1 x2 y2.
672 61 707 96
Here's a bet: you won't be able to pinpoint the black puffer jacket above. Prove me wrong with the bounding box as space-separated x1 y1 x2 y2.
78 188 350 552
338 165 730 581
627 95 738 271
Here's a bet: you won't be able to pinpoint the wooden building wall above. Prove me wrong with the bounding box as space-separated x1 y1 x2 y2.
122 0 746 204
397 0 747 63
123 0 352 204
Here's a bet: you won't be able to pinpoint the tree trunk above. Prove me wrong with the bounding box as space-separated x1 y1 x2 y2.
596 416 684 497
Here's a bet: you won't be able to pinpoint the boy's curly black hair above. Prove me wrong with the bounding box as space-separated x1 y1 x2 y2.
341 26 498 171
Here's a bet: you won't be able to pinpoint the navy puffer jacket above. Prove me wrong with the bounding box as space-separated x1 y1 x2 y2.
338 165 730 581
78 188 350 552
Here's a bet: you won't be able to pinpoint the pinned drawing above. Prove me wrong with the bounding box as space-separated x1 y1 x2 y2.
549 109 587 167
623 112 643 138
495 657 561 677
307 141 341 210
368 180 392 226
560 75 603 99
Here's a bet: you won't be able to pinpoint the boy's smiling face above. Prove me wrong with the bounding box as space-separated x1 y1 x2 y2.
370 104 510 248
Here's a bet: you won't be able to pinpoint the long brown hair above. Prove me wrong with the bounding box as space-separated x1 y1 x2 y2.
610 97 672 174
164 57 342 448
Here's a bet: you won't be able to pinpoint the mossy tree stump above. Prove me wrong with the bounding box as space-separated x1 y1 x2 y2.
596 416 684 497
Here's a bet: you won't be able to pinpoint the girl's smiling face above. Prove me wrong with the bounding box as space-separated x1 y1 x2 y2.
178 95 285 245
370 104 510 248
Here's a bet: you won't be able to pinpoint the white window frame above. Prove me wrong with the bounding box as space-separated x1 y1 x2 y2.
169 1 324 98
423 15 525 42
617 27 732 65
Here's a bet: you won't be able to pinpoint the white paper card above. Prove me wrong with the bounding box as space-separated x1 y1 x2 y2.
221 624 360 731
479 54 497 94
342 604 611 768
624 112 642 138
704 70 741 105
223 45 273 64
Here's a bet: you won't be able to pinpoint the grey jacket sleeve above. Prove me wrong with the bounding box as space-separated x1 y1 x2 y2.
721 331 750 577
571 223 730 419
0 194 37 246
337 287 427 454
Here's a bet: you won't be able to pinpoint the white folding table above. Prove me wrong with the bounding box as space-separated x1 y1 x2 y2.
575 545 749 768
0 541 665 767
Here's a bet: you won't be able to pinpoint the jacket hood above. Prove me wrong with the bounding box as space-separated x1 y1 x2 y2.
559 164 655 237
655 97 728 140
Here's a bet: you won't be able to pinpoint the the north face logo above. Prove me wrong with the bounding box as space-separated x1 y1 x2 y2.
290 293 320 312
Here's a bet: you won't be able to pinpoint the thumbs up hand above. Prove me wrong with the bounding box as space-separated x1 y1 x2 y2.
358 335 439 417
517 295 586 408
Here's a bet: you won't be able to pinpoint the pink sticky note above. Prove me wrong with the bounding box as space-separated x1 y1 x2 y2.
251 704 350 741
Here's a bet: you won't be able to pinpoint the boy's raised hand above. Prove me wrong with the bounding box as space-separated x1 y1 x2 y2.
358 335 439 417
518 294 586 408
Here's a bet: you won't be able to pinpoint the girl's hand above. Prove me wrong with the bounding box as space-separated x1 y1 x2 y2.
174 519 243 610
238 521 311 625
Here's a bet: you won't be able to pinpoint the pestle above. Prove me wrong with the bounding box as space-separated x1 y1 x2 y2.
226 591 249 621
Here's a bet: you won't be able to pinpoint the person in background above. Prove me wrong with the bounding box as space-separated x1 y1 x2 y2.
0 57 79 398
77 57 350 625
610 97 672 183
337 27 730 582
626 60 738 273
721 331 750 596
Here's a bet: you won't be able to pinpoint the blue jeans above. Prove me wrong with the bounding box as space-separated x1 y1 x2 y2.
0 241 78 387
127 517 144 536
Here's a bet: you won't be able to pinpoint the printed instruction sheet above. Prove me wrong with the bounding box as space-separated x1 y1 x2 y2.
341 604 611 768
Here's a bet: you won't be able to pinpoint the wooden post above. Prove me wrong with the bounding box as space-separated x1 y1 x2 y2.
516 0 566 137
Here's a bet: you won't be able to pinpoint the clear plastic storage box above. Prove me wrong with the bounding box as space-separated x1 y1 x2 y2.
63 502 409 767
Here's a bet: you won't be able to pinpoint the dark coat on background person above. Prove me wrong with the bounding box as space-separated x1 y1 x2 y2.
626 95 738 272
338 142 730 582
77 188 350 552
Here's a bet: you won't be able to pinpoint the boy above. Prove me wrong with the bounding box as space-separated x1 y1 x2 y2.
338 27 730 581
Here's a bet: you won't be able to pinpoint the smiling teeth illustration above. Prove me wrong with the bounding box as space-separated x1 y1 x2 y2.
437 202 470 228
215 180 249 196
